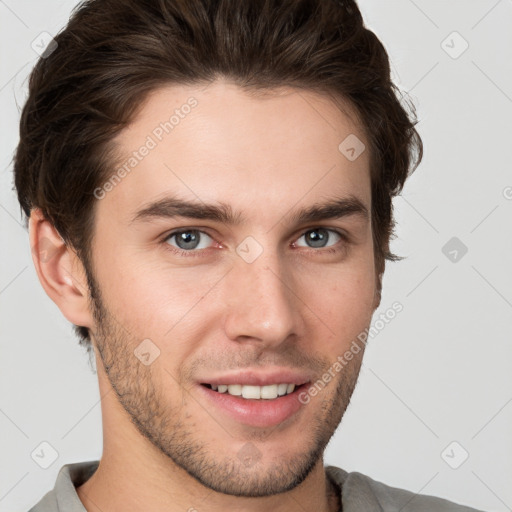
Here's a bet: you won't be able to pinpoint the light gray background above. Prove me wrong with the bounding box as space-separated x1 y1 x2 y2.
1 1 511 511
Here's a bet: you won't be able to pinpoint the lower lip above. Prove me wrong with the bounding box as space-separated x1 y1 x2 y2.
196 383 309 428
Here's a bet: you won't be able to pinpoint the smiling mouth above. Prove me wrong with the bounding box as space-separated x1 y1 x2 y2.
200 382 309 400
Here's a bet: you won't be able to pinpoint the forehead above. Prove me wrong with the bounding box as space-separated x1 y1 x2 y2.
100 79 371 227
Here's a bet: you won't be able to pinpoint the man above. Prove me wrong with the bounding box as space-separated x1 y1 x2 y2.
14 0 484 510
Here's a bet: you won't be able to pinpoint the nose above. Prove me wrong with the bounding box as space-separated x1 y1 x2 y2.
222 248 302 348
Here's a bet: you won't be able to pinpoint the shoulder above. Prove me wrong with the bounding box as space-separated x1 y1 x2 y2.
27 489 58 512
27 460 99 512
325 465 485 512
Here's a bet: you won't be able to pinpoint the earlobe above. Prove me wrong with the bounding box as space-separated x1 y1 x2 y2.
29 208 94 330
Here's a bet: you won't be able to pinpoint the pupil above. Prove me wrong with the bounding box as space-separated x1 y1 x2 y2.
307 229 327 248
177 231 199 250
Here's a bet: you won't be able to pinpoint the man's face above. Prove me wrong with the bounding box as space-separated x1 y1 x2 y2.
87 79 378 497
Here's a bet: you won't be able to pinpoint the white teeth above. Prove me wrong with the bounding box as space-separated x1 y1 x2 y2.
260 384 278 399
210 383 297 399
242 385 261 399
277 383 288 396
227 384 242 396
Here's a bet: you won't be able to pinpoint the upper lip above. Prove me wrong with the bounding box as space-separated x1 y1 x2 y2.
200 369 313 387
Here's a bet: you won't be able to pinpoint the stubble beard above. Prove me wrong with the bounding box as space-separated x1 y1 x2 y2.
88 279 364 498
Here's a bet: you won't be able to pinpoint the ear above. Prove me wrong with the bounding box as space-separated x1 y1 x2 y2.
29 208 94 330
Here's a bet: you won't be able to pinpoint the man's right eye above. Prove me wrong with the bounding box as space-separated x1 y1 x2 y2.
162 229 216 255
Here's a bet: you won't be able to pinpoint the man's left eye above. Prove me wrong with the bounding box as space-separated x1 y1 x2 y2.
294 228 343 249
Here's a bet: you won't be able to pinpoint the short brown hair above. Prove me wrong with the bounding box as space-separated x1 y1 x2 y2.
13 0 422 352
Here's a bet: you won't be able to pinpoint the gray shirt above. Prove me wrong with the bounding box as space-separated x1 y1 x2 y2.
28 460 484 511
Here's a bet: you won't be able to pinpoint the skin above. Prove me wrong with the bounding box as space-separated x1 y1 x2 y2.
30 78 381 512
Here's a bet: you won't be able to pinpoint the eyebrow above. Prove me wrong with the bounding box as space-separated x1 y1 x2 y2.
130 194 369 228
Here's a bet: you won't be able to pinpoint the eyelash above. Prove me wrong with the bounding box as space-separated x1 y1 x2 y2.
160 227 349 258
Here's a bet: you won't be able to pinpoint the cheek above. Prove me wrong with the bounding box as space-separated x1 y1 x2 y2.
96 250 227 341
302 266 376 350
